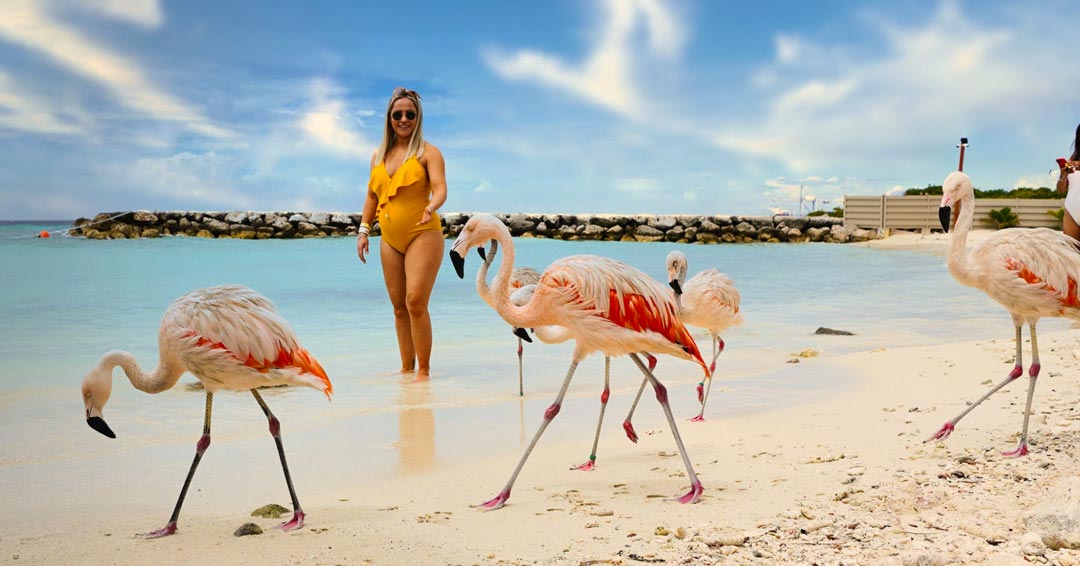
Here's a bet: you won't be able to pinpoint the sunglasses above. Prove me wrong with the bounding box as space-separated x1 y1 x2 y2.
391 110 417 121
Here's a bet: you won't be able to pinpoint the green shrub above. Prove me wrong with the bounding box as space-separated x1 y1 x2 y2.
827 207 844 218
987 207 1019 229
1048 208 1065 230
904 184 1058 198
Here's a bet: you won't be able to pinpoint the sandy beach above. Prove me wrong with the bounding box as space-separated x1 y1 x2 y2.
8 231 1080 565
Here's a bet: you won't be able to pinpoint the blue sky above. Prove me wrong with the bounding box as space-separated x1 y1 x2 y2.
0 0 1077 219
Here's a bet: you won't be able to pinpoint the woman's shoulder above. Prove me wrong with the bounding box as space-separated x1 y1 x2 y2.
419 141 443 163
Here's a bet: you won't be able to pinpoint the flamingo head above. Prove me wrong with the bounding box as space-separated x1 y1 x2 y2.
938 171 973 233
81 365 116 439
666 250 688 295
450 214 510 278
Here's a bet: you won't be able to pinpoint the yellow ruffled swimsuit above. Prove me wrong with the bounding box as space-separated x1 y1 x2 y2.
368 155 442 253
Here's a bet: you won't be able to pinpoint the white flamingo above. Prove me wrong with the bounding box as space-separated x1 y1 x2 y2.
450 214 710 509
927 171 1080 456
80 284 332 537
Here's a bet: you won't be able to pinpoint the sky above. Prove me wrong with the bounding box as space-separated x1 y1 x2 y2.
0 0 1078 219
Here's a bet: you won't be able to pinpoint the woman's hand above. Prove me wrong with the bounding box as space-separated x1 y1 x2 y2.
357 234 369 263
417 206 433 226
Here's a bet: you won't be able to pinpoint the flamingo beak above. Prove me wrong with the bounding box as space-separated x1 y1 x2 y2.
669 280 683 295
87 416 116 439
450 249 466 278
513 327 533 343
477 247 487 261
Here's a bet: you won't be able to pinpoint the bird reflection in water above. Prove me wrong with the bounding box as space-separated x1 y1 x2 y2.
394 377 435 473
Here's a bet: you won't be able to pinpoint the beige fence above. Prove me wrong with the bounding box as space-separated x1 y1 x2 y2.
843 195 1064 231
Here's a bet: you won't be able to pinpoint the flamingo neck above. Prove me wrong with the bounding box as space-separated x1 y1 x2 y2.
488 232 530 328
100 349 183 394
946 195 977 285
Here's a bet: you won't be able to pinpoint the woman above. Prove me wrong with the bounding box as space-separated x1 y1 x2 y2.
357 87 447 379
1057 122 1080 240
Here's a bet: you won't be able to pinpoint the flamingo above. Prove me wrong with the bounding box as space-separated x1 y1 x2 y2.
510 266 541 395
927 171 1080 456
450 214 710 509
622 251 742 441
479 242 657 472
80 284 332 537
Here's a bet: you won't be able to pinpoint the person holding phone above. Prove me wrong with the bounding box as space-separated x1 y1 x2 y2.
357 87 448 379
1057 123 1080 240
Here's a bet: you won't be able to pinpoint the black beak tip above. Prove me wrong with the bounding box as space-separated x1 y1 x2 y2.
450 250 465 279
938 206 951 233
513 327 533 343
477 247 487 261
87 416 116 439
669 280 682 295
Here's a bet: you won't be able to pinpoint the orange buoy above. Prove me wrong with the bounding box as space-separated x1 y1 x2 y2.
39 230 50 238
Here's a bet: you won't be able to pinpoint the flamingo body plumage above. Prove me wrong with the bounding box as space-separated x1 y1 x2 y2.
80 284 331 537
929 171 1080 456
450 213 709 509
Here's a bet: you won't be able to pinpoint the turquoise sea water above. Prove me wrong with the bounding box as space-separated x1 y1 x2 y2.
1 220 1058 531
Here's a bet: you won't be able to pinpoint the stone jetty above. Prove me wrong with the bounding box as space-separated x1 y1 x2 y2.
70 211 878 243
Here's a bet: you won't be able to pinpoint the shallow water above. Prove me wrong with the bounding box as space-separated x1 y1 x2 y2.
0 221 1054 528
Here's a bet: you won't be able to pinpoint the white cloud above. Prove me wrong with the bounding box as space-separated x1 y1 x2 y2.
68 0 163 28
298 79 376 159
0 69 89 134
130 151 254 209
713 0 1071 171
682 190 697 202
613 177 661 193
473 179 493 193
0 0 233 139
482 0 685 119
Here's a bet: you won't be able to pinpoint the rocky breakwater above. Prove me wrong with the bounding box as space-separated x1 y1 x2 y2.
70 211 879 243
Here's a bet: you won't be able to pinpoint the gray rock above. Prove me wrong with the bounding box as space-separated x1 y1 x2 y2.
224 211 248 224
816 327 855 335
309 212 330 225
234 522 263 537
133 211 159 224
288 213 308 223
1021 532 1047 556
735 222 756 234
330 213 353 226
1025 477 1080 549
648 215 678 230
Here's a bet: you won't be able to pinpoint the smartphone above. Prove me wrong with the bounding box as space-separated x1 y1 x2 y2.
1058 158 1069 168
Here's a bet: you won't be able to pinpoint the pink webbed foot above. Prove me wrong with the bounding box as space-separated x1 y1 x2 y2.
278 510 305 531
140 521 178 539
926 422 955 442
696 382 704 404
472 490 511 511
689 414 705 423
674 481 704 504
1001 443 1029 458
571 459 596 471
623 420 639 443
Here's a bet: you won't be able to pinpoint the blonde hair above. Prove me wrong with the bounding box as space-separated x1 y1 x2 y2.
374 87 425 165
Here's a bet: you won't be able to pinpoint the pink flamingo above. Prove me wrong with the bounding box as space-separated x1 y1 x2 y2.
450 214 710 509
476 243 651 471
927 171 1080 456
622 251 742 438
510 266 541 395
80 284 332 537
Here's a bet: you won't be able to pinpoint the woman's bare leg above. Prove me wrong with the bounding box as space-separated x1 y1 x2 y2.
403 230 445 378
1065 210 1080 241
381 240 415 372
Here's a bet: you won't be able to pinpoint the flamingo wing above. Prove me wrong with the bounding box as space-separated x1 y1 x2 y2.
167 285 332 394
973 229 1080 315
683 269 743 331
541 256 708 369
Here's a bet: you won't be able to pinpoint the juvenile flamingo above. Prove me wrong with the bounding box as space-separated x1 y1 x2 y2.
80 284 332 537
927 171 1080 456
450 214 710 509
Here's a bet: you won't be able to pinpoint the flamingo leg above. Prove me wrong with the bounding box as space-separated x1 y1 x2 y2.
622 353 657 443
141 391 214 539
475 359 580 510
573 357 610 471
251 389 305 531
692 335 723 422
1004 323 1041 458
629 353 703 504
927 325 1025 443
517 337 524 397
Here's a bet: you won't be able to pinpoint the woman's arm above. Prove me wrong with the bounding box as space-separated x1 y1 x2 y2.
418 143 447 225
358 154 379 263
1059 163 1075 195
